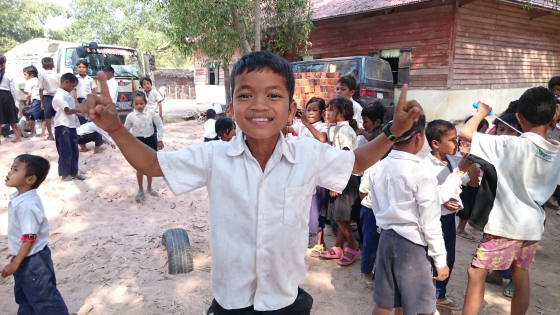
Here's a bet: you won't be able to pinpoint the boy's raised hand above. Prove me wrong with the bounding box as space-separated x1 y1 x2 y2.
80 71 121 132
475 101 492 117
390 84 424 136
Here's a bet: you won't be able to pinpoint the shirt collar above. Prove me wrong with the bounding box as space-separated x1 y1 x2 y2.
336 121 349 127
520 132 560 153
134 109 146 115
9 189 38 207
57 88 71 96
427 152 448 166
387 149 424 162
226 131 297 164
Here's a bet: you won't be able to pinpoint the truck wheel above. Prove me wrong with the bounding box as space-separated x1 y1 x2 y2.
162 228 194 274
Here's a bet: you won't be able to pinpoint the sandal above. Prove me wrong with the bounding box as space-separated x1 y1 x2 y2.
72 174 86 181
79 147 89 152
46 136 54 141
148 189 157 196
310 244 324 258
338 247 360 266
320 246 342 259
485 273 503 285
135 192 145 202
436 298 461 310
503 281 514 298
457 232 478 242
62 176 73 182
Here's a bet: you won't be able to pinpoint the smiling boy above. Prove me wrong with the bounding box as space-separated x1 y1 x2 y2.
80 51 423 314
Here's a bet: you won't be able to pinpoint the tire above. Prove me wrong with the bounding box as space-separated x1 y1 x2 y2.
162 228 194 274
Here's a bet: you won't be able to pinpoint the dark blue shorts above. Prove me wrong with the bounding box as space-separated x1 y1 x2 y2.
13 246 69 315
42 95 56 119
29 99 44 121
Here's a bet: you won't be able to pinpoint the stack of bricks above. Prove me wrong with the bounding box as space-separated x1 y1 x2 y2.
293 72 341 109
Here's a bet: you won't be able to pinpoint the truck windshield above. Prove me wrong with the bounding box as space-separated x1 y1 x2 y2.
65 47 141 77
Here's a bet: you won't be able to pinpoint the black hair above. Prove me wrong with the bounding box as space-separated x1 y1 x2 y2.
132 90 147 104
549 76 560 90
230 51 294 101
306 97 326 121
23 65 38 78
505 100 518 114
206 109 217 119
464 115 490 132
362 101 387 125
517 87 557 126
328 97 357 131
337 74 357 91
394 115 427 145
41 57 54 69
383 106 394 124
426 120 456 149
61 73 78 84
15 154 50 189
495 112 522 132
76 59 89 68
215 117 235 138
103 66 115 74
139 76 153 88
22 106 31 116
0 55 6 84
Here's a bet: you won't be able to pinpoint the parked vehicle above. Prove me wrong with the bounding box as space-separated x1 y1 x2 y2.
291 56 394 106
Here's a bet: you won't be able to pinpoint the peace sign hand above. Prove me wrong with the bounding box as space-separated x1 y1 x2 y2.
79 71 122 132
390 84 424 136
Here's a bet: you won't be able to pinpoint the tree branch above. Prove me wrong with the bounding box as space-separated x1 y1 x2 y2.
254 0 261 51
230 4 252 54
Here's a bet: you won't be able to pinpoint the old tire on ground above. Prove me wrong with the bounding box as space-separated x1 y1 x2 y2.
162 228 194 274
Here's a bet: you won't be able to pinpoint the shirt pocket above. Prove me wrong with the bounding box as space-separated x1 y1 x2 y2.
283 183 315 227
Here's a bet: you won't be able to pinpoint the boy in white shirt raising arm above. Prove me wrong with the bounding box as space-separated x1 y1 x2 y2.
459 87 560 315
80 51 423 314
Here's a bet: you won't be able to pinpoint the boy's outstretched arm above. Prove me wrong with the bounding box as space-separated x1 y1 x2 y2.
79 71 163 177
459 102 492 143
352 84 423 174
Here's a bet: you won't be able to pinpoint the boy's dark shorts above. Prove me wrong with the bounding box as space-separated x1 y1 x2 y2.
30 99 45 121
374 229 436 315
42 95 56 119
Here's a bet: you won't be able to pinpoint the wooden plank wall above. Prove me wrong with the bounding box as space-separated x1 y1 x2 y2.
285 2 455 89
452 0 560 89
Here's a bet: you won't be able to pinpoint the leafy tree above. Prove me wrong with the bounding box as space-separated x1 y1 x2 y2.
161 0 313 104
0 0 66 54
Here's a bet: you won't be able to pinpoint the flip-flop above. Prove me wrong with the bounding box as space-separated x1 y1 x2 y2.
35 134 42 137
135 192 145 202
436 298 461 310
46 136 54 141
457 232 478 242
320 246 342 259
310 244 324 258
62 176 73 182
72 175 86 181
338 247 360 266
503 281 514 298
148 189 157 196
79 148 89 152
485 273 503 285
22 135 31 138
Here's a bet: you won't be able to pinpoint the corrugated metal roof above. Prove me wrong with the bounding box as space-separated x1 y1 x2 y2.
312 0 432 20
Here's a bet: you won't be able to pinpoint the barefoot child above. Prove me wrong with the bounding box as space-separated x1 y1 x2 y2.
80 51 423 314
124 91 164 201
460 88 560 315
2 154 69 314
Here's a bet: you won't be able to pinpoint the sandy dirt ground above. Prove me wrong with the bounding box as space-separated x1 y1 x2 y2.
1 111 559 315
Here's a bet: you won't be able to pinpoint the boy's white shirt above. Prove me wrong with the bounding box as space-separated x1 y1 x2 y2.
52 88 79 128
470 132 560 240
124 109 164 141
424 153 469 216
203 118 217 138
77 121 115 146
8 190 49 257
24 77 40 101
141 88 164 113
76 75 97 98
368 150 447 267
107 77 118 103
350 98 364 129
37 70 60 96
157 132 355 311
359 167 373 208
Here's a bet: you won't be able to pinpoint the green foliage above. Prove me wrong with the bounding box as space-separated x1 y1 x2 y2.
0 0 66 54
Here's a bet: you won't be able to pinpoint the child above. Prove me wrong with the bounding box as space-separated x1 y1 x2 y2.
336 75 363 129
2 154 69 314
215 117 236 142
53 73 84 181
103 66 118 104
0 54 23 144
357 102 387 145
18 106 33 138
77 121 116 153
424 120 471 310
79 51 423 314
203 109 218 142
38 57 59 141
75 60 97 124
124 91 164 201
23 65 44 137
320 97 362 266
459 88 560 315
544 104 560 212
369 114 451 315
549 76 560 101
140 77 163 120
494 112 522 136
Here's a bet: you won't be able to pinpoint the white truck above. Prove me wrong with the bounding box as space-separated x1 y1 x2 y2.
5 38 154 119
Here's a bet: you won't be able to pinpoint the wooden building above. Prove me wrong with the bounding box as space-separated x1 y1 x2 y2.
287 0 560 120
153 69 196 100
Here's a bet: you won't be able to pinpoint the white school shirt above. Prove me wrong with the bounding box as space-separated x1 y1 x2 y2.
470 132 560 240
8 190 49 257
332 121 358 151
157 132 355 311
52 88 79 128
124 108 164 141
77 121 115 146
76 75 97 98
546 123 560 142
107 77 118 104
24 77 40 102
424 153 469 216
351 98 364 129
296 121 328 139
368 150 447 268
37 70 60 96
203 118 217 138
359 167 373 209
0 72 18 103
141 89 164 113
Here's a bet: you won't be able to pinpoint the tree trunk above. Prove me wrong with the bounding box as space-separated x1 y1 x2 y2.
254 0 261 51
222 62 232 106
230 4 252 54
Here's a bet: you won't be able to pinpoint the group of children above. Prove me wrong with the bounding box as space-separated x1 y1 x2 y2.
3 50 560 315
